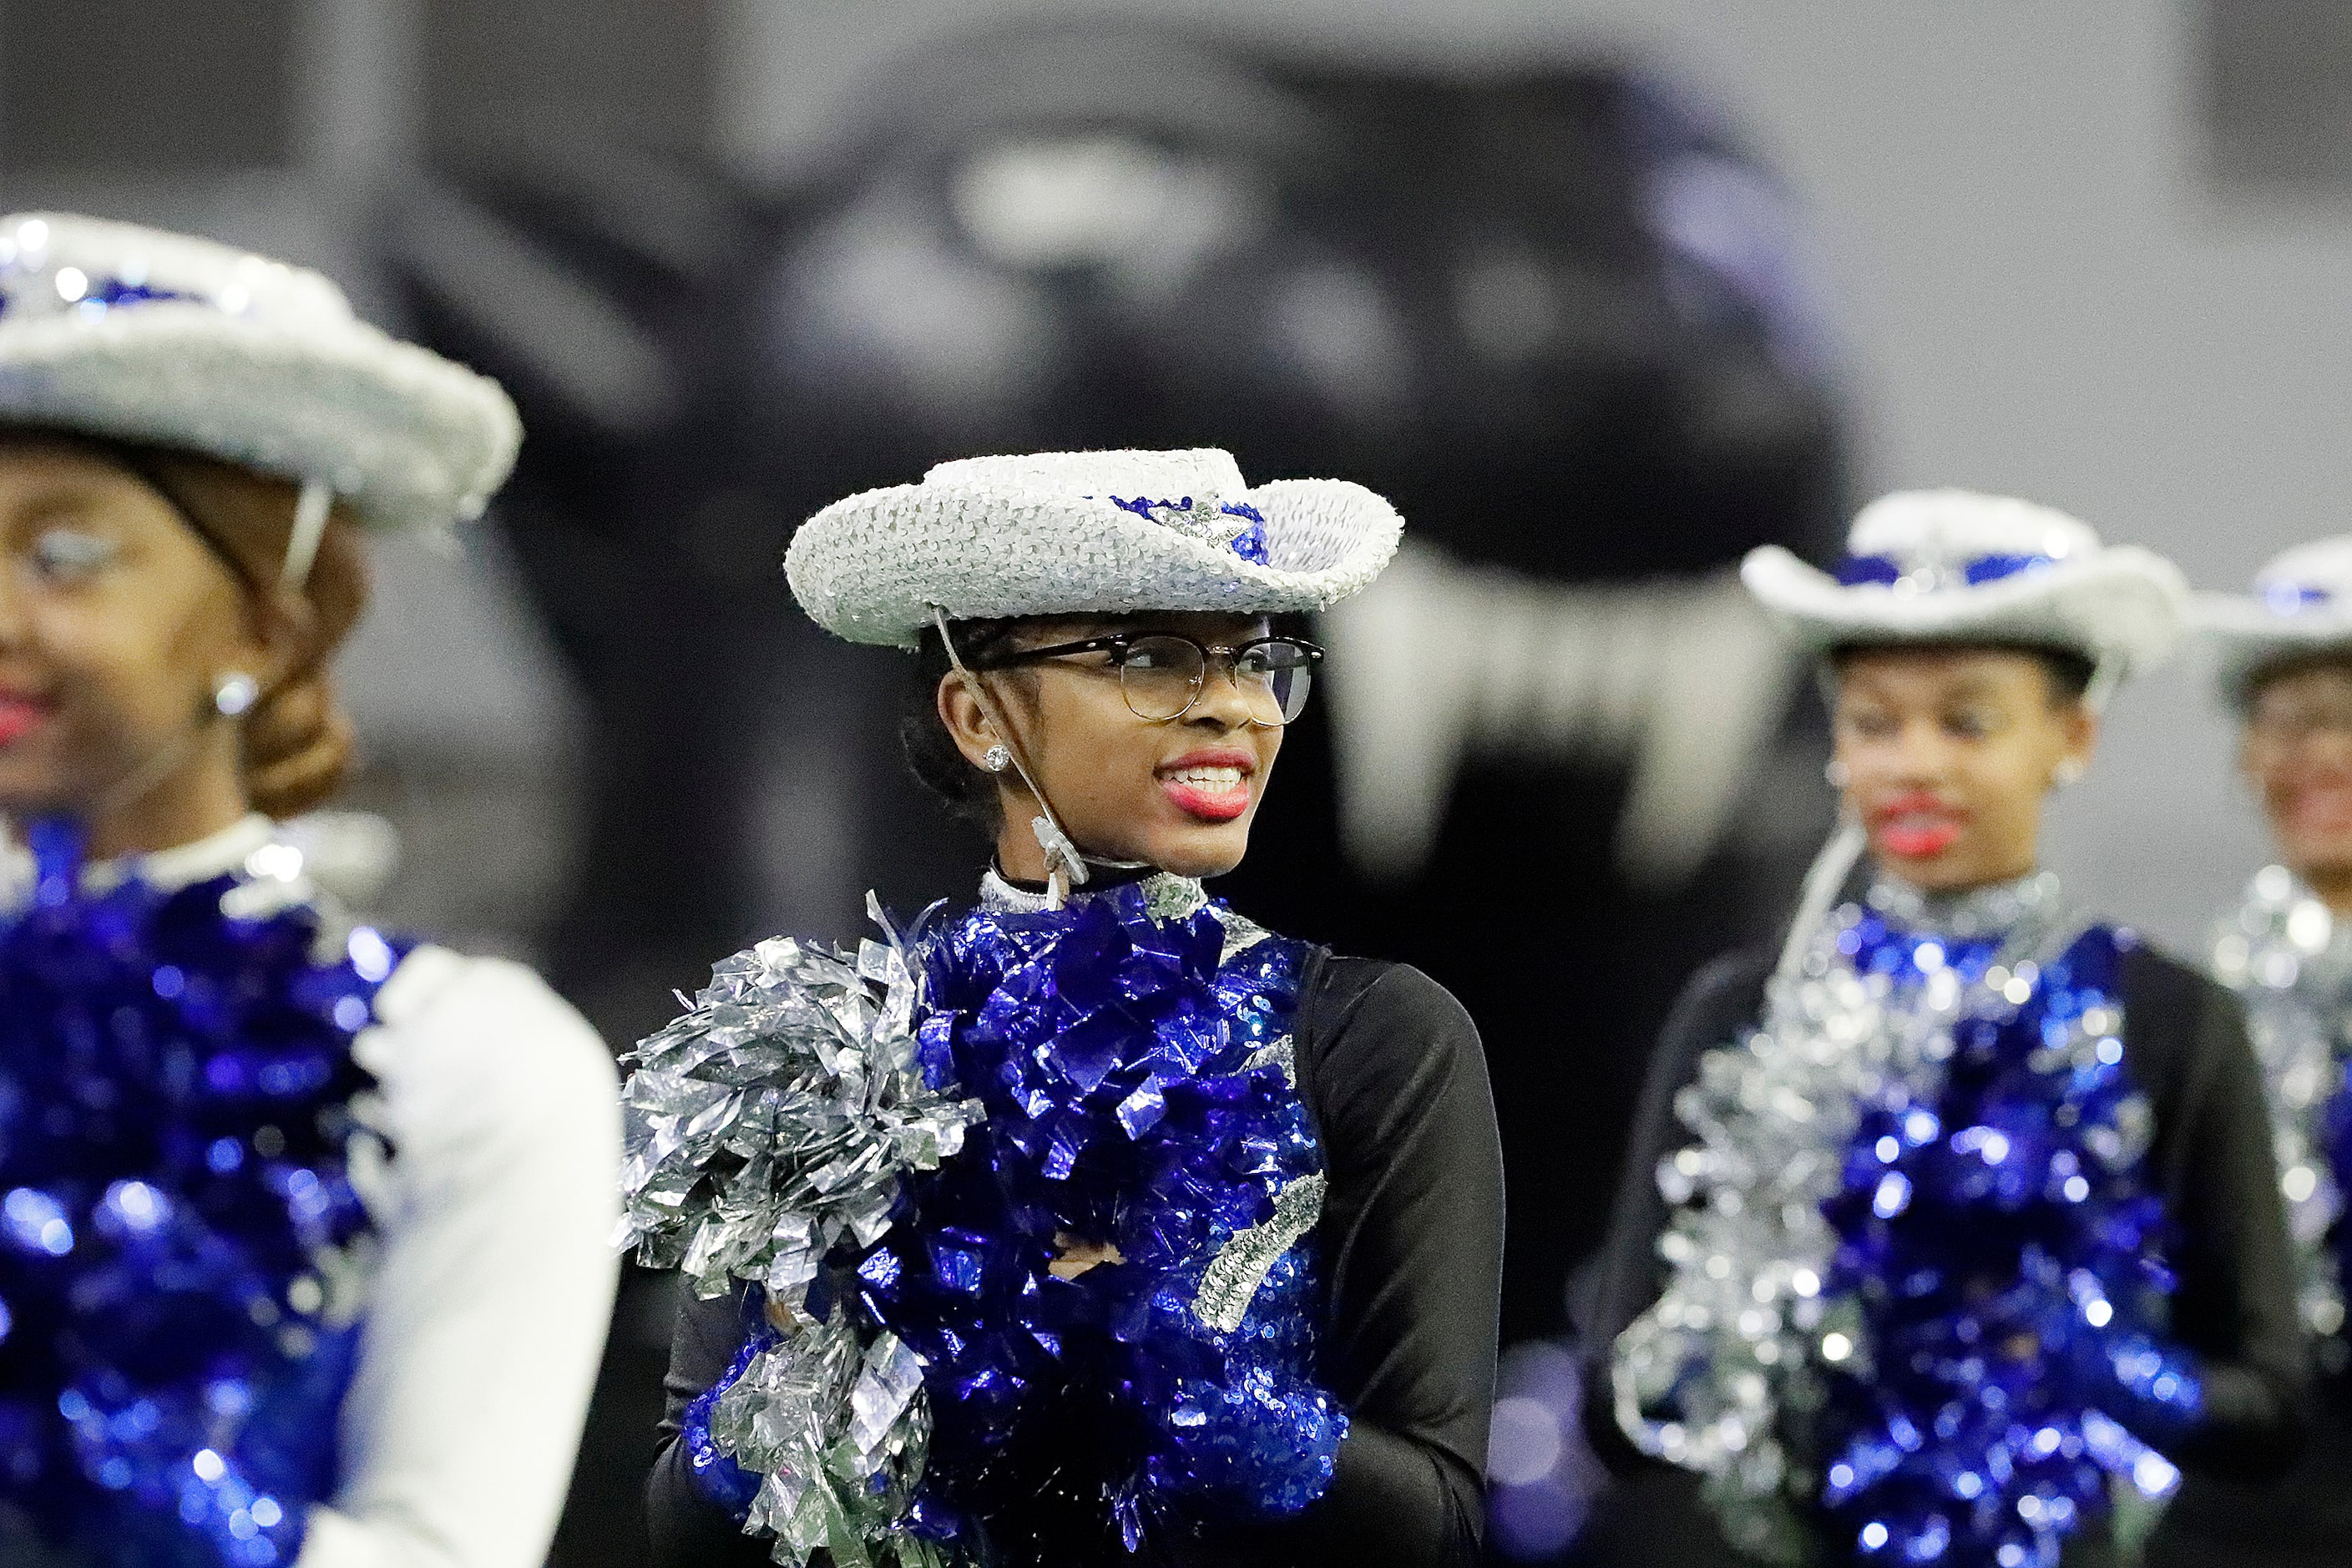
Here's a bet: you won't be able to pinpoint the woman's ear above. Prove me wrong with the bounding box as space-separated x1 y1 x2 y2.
937 670 1000 770
212 558 312 698
2059 700 2101 776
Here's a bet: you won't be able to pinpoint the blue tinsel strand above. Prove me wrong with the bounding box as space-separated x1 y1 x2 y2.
0 828 397 1567
1816 916 2196 1568
680 1319 771 1520
696 882 1346 1563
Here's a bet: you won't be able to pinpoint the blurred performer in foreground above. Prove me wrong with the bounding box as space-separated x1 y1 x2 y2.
625 449 1501 1567
2147 538 2352 1567
0 215 620 1565
1581 491 2303 1566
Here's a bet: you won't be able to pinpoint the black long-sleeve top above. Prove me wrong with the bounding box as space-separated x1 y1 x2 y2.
645 951 1505 1568
1578 941 2309 1568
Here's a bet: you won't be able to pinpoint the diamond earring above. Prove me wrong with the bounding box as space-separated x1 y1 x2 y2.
982 744 1013 774
214 672 260 717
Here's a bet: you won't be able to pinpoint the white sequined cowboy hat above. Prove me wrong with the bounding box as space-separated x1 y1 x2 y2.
2194 535 2352 698
0 212 518 534
1741 488 2188 685
786 447 1402 647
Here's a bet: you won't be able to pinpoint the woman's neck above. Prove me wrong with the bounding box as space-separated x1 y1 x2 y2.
88 790 249 865
79 730 252 863
989 857 1157 896
2302 863 2352 919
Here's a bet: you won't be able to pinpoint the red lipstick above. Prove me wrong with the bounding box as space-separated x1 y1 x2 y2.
1157 747 1255 824
1870 791 1966 861
0 693 52 746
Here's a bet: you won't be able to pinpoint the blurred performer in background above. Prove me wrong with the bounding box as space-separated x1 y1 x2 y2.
0 215 619 1566
2148 538 2352 1568
1581 492 2304 1566
626 449 1500 1568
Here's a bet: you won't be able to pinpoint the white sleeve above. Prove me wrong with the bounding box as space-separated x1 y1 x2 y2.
296 945 622 1568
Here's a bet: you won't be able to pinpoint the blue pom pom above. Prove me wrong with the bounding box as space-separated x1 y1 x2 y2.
1814 923 2195 1567
0 853 400 1565
848 883 1342 1560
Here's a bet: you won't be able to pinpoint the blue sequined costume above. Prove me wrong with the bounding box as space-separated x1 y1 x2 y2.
660 875 1346 1565
0 824 399 1567
1614 874 2200 1568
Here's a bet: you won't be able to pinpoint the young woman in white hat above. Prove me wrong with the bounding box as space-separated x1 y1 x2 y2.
1581 491 2304 1567
2140 537 2352 1566
0 214 619 1566
624 448 1503 1567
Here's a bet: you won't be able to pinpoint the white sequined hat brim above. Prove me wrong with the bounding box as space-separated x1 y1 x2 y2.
787 473 1402 647
0 297 518 533
1742 543 2189 678
2193 590 2352 695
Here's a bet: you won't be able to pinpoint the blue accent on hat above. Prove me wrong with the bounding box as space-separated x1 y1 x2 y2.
1105 495 1270 564
2263 581 2334 615
0 264 192 322
1834 553 2058 589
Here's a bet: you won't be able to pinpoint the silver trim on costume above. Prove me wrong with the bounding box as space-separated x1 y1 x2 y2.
1194 1172 1327 1334
2213 866 2352 1349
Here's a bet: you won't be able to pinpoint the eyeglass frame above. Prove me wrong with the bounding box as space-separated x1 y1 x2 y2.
969 632 1325 726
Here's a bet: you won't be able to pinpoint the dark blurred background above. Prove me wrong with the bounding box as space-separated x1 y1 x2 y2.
6 1 2349 1562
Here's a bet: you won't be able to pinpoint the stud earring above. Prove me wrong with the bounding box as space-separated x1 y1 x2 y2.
213 671 259 718
2053 758 2086 788
1824 758 1851 789
982 744 1013 774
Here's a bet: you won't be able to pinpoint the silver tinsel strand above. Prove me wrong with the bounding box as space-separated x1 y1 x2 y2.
2212 865 2350 1354
712 1318 943 1568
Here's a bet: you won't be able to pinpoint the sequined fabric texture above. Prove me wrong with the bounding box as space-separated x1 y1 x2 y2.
0 213 520 532
2212 866 2352 1361
0 827 397 1566
1616 873 2198 1567
781 448 1402 650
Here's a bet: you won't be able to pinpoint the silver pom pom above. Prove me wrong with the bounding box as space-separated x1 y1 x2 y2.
615 895 984 1312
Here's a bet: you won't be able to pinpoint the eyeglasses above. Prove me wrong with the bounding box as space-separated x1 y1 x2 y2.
976 633 1323 726
2247 701 2352 752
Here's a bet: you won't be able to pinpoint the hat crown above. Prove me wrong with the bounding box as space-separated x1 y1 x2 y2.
1847 489 2101 578
2251 536 2352 615
0 213 352 331
926 447 1247 500
926 447 1267 559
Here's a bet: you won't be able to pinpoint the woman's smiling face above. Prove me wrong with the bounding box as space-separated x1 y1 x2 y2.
0 436 268 850
1829 645 2097 893
937 610 1289 881
2241 658 2352 902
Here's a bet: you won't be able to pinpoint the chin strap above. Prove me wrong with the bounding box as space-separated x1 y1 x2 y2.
280 480 335 589
2082 656 2122 716
931 607 1151 906
1775 819 1869 986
